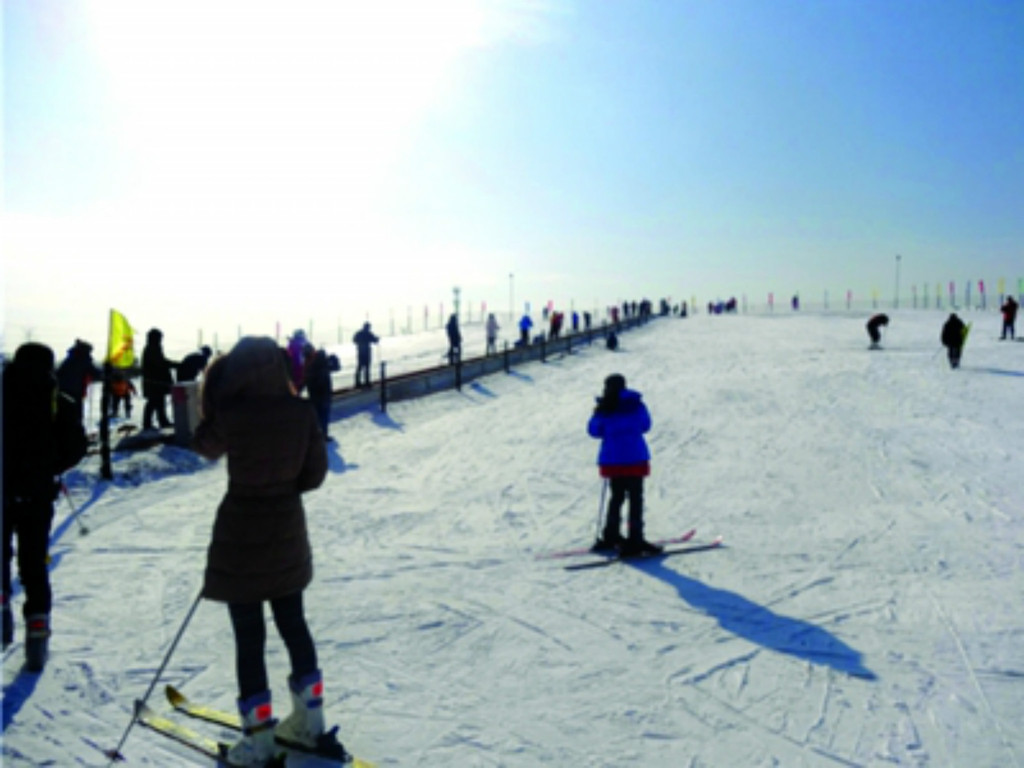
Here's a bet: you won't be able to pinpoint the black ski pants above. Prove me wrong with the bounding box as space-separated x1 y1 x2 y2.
228 591 318 699
605 476 645 542
143 395 172 430
947 345 962 369
355 357 371 388
3 496 56 618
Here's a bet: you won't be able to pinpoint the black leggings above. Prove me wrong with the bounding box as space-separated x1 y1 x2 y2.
3 497 55 618
228 592 317 699
605 476 645 542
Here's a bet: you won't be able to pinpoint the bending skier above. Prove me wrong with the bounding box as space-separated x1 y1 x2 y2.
194 337 343 767
587 374 662 557
866 313 889 348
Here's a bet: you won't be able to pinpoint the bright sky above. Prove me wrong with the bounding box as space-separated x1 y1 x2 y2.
3 0 1023 355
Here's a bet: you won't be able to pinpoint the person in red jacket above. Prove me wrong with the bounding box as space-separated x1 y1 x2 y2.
587 374 662 557
109 371 138 418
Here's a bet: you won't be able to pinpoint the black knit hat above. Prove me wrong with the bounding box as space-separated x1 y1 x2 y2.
604 373 626 394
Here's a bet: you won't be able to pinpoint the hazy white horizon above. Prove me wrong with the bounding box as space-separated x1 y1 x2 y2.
4 0 1022 358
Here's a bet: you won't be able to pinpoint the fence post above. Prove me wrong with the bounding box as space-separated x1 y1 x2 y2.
379 361 387 413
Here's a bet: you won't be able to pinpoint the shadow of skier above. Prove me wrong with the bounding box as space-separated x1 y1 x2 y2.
2 666 43 731
628 557 877 680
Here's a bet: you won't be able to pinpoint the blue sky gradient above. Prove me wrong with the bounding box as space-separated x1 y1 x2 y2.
3 0 1022 353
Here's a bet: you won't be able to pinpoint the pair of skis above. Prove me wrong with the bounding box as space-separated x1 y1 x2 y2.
536 528 724 571
133 685 374 767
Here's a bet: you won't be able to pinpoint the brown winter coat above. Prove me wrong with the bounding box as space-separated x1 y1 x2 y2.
192 337 327 604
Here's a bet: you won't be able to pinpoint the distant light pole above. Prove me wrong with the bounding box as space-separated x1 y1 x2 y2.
509 273 515 323
894 254 902 309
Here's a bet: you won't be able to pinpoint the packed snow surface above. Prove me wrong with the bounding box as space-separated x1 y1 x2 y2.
4 309 1023 767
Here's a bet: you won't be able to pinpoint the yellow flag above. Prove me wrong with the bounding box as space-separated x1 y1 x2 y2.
107 309 135 368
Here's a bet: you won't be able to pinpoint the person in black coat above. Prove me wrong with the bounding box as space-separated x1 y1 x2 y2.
141 328 178 429
446 314 462 365
55 339 102 423
352 323 379 389
866 314 889 348
303 347 333 440
3 343 88 670
1001 296 1018 340
941 313 966 369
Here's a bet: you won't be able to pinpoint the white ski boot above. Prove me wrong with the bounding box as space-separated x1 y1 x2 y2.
275 669 325 750
224 691 277 767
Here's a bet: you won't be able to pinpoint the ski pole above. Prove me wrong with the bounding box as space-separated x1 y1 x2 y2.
104 589 204 765
594 478 608 541
60 482 88 536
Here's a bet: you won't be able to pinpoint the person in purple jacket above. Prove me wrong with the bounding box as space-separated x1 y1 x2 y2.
587 374 663 557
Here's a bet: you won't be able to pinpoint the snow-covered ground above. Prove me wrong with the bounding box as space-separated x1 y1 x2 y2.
3 309 1023 767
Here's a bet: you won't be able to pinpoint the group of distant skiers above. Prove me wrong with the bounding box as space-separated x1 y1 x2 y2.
866 295 1017 369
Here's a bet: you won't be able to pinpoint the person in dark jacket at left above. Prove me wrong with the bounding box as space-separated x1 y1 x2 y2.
141 328 178 430
3 343 88 671
193 337 344 767
587 374 662 557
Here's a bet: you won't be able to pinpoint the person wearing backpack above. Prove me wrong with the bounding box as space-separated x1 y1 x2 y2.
3 343 88 671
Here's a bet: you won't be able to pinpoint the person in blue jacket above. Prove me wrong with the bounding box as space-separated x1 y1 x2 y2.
587 374 662 557
517 313 533 346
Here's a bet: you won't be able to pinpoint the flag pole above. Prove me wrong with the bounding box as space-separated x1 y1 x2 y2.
100 310 114 480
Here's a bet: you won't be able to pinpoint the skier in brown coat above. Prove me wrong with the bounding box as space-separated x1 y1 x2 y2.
193 336 344 766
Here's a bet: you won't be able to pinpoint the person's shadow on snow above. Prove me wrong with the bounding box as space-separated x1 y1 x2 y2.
629 558 876 680
371 411 403 432
325 439 354 474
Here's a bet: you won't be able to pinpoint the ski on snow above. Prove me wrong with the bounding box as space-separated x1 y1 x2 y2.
133 700 284 767
564 535 724 571
164 685 372 767
535 528 697 560
132 686 375 767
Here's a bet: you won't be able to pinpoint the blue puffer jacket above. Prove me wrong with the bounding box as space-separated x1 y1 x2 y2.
587 389 651 469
